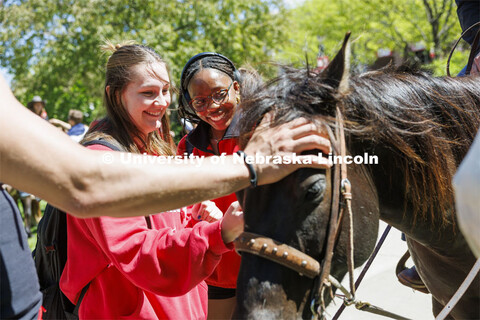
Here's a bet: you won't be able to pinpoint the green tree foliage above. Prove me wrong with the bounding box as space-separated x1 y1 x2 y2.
0 0 287 132
1 0 472 138
280 0 469 75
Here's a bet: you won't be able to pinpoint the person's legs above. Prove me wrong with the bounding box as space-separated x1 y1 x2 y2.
397 265 429 294
208 297 236 320
396 250 429 293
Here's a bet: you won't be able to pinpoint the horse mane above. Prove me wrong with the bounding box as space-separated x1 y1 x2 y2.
239 65 480 226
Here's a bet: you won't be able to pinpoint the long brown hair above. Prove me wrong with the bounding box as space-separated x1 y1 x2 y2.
84 41 175 155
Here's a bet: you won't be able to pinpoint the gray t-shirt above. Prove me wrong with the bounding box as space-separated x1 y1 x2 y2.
0 187 42 319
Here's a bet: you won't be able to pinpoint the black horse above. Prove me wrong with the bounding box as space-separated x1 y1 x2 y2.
234 34 480 319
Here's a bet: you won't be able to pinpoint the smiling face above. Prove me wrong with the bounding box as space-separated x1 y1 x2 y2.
187 68 239 137
121 62 171 137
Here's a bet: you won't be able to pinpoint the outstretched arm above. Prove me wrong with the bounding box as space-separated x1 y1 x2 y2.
0 75 330 218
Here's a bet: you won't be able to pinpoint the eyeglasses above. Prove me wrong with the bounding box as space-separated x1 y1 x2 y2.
189 81 233 112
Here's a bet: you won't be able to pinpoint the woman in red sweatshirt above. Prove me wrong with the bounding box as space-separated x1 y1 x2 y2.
177 53 261 319
59 43 243 319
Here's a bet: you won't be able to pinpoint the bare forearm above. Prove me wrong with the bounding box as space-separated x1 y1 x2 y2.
0 79 250 217
1 144 250 218
72 155 250 217
0 112 250 217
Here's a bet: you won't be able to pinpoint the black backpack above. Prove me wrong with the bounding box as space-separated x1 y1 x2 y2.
33 139 121 319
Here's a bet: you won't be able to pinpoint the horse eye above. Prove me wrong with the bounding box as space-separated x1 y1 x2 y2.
305 181 325 201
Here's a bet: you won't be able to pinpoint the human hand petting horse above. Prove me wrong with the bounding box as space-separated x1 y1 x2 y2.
233 33 480 320
244 112 332 186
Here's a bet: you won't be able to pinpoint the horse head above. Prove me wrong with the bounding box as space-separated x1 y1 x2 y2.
234 33 380 319
235 30 480 318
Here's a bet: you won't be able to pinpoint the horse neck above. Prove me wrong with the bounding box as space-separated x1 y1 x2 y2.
351 139 460 248
342 74 480 247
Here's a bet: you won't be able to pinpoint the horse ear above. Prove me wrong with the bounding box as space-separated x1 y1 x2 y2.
321 32 351 94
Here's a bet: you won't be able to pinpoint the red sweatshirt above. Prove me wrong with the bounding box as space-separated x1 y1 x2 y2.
59 144 232 319
177 120 241 289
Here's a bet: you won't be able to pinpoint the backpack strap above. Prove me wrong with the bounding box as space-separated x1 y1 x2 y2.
82 138 123 151
72 283 90 318
185 138 194 156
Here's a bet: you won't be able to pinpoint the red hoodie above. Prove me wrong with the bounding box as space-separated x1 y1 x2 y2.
177 120 241 289
59 144 232 319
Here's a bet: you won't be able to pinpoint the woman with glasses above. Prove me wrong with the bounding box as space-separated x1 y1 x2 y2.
178 53 257 319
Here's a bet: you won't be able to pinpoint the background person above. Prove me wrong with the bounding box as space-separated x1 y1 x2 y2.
66 109 89 142
27 95 48 120
455 0 480 76
49 109 89 141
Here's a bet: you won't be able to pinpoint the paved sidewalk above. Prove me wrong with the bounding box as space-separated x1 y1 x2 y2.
325 221 434 320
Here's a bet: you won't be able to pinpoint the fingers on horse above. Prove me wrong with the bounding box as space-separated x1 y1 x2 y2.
260 116 312 134
296 155 331 169
289 134 331 156
288 122 318 138
283 117 312 129
257 111 274 128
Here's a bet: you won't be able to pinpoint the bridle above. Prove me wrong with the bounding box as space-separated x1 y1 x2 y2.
234 23 480 316
235 106 356 318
